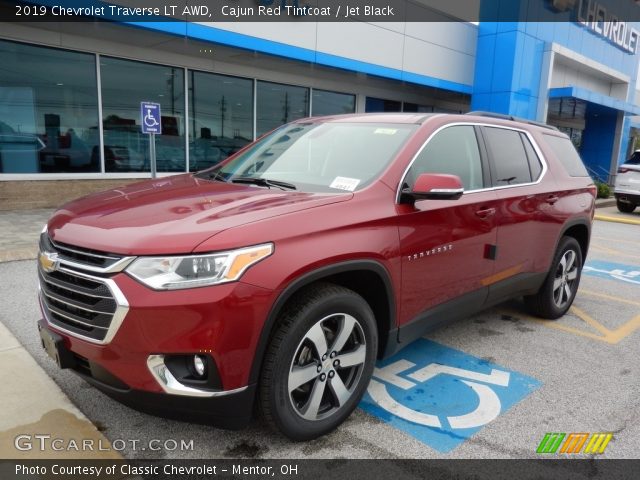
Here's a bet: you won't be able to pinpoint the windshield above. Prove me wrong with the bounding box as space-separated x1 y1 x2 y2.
198 122 417 193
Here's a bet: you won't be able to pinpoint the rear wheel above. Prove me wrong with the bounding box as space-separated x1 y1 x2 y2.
524 236 583 320
258 283 377 441
617 200 636 213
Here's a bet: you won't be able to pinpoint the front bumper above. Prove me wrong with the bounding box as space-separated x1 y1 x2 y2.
38 267 275 426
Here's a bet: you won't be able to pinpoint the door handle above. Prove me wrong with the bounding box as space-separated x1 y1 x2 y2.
475 207 496 219
546 195 560 205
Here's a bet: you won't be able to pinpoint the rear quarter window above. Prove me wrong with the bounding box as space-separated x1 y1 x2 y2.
542 134 590 177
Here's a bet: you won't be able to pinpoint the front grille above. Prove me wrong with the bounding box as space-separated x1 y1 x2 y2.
39 266 117 342
40 234 125 270
38 233 131 343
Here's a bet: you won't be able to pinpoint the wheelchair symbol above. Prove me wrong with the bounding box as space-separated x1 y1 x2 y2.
368 360 511 429
144 108 159 128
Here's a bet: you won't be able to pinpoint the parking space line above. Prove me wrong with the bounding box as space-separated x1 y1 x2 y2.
590 245 640 261
594 214 640 226
501 290 640 344
592 236 640 247
579 289 640 308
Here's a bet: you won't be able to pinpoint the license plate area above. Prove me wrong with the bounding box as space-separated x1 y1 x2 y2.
37 320 76 369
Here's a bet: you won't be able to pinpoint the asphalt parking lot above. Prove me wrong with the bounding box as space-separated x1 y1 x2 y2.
1 218 638 460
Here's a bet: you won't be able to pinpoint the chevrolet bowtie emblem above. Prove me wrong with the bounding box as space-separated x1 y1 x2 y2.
39 251 59 273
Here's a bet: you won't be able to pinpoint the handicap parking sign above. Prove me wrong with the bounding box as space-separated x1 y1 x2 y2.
360 339 541 453
140 102 162 134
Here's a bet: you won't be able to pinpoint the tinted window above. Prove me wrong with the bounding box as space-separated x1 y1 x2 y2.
256 81 309 137
483 127 532 186
0 40 99 173
100 57 185 173
188 71 253 172
365 97 401 112
311 90 356 117
521 133 543 180
542 134 589 177
406 125 483 191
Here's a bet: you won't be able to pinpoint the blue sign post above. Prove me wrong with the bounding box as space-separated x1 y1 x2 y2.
140 102 161 177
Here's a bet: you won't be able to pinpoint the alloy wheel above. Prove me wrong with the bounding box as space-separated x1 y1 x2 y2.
287 313 366 421
552 249 579 308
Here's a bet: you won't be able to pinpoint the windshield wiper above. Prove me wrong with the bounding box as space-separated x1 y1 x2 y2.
231 177 297 190
195 170 226 182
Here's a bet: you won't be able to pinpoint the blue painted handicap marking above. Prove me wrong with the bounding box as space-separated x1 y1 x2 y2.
583 260 640 286
359 339 541 453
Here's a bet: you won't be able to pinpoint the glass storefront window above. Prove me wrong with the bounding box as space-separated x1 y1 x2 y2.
188 71 253 171
365 97 401 112
256 81 309 137
0 40 100 174
311 89 355 117
100 57 185 172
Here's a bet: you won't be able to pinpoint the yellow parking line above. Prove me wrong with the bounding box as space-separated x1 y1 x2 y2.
594 214 640 225
579 289 640 308
593 236 640 246
589 245 640 261
502 290 640 344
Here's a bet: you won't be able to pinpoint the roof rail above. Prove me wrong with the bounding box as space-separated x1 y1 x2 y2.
465 111 559 131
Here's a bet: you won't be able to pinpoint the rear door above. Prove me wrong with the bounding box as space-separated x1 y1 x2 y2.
480 126 558 301
397 124 498 329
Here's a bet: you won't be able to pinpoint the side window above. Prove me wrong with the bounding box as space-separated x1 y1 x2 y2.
542 134 590 177
405 125 483 191
483 127 533 186
521 133 543 180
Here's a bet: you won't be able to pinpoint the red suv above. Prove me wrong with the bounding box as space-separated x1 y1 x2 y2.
37 112 595 440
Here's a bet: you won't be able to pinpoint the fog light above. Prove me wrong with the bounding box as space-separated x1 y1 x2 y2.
193 355 207 377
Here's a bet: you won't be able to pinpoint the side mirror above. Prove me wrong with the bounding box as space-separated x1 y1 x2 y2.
402 173 464 203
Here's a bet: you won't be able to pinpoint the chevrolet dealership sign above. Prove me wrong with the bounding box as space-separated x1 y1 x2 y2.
551 0 640 54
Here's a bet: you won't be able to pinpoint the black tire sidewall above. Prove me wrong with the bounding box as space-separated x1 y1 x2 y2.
617 200 636 213
543 236 583 318
268 289 377 441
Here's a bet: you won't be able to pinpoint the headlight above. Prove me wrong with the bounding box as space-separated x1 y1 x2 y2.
126 243 273 290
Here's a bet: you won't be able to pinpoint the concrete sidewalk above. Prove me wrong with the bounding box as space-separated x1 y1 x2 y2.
0 209 52 263
0 321 120 459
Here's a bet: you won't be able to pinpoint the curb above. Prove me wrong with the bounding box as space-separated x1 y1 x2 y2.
595 199 616 209
0 321 121 459
594 214 640 226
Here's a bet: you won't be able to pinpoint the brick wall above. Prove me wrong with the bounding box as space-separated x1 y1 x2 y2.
0 180 141 210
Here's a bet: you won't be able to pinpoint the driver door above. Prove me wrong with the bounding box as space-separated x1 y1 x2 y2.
397 124 498 331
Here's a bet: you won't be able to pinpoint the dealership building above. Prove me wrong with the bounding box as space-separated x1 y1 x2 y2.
2 5 640 208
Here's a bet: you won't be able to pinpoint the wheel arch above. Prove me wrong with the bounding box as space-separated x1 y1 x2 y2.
248 260 397 385
560 219 591 266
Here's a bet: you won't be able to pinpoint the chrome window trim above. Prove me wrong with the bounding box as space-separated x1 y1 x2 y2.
146 355 248 398
39 266 129 345
396 122 549 203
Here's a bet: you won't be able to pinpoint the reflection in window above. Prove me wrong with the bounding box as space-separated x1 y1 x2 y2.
0 40 99 173
365 97 401 113
483 127 533 186
311 90 355 117
256 81 309 137
188 71 253 171
403 103 433 113
407 125 483 191
100 57 185 172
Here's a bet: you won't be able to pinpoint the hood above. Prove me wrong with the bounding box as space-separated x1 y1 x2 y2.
48 174 351 255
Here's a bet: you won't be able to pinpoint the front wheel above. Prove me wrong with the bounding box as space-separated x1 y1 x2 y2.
524 236 583 319
617 200 636 213
258 283 377 441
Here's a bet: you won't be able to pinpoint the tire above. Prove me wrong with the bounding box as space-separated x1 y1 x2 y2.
258 282 377 441
617 200 636 213
524 236 583 320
